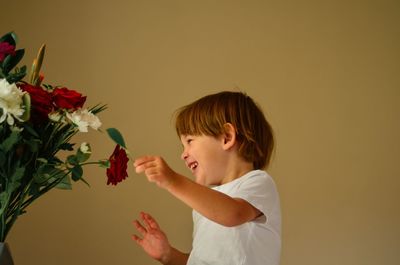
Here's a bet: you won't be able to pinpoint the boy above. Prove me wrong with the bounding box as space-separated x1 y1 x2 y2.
133 91 281 265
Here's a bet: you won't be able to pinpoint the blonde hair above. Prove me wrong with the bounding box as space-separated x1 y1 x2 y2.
174 91 274 169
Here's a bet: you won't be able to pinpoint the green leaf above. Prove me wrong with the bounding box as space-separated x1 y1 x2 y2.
0 32 17 46
2 49 25 74
11 167 25 180
0 191 10 216
54 175 72 190
106 128 126 148
24 138 40 153
71 165 83 181
76 147 91 163
59 142 74 151
0 150 5 167
22 123 39 138
0 130 21 152
67 155 79 166
89 103 107 114
28 183 40 196
34 173 50 184
6 67 27 83
8 167 25 193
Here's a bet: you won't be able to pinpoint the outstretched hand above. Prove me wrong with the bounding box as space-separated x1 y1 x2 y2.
134 156 179 189
132 212 172 264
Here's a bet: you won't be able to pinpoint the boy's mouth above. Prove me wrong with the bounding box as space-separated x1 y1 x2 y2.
188 161 198 171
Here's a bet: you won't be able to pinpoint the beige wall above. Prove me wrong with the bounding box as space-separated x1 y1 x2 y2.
2 0 399 264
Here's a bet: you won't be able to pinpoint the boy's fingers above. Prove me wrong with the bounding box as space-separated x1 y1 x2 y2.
134 157 156 174
134 156 154 167
133 220 147 235
131 234 143 245
143 213 160 230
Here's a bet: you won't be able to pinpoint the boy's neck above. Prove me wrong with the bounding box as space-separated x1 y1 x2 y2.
220 160 254 185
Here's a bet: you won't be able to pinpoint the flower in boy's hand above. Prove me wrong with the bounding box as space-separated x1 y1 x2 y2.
52 87 86 110
107 145 129 185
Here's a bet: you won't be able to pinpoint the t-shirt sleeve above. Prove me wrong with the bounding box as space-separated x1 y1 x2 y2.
233 173 279 219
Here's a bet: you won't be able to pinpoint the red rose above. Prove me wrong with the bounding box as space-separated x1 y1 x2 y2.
52 87 86 110
19 83 53 122
0 42 15 61
106 145 129 185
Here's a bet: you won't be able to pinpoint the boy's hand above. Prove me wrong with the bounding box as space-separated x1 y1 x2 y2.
132 212 171 264
134 156 178 189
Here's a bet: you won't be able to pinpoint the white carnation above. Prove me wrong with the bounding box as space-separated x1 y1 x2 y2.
66 109 102 132
0 78 26 125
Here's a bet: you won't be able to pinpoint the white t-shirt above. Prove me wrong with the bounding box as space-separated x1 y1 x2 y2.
187 170 281 265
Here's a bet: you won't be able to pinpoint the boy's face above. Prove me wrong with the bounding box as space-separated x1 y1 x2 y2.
180 134 228 186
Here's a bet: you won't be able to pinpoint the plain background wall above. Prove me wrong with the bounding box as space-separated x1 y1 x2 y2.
1 0 399 264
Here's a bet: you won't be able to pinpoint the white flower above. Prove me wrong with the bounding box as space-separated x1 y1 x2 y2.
80 142 91 154
0 78 26 125
66 108 102 132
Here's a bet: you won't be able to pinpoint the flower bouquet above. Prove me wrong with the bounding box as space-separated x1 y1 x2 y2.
0 32 130 242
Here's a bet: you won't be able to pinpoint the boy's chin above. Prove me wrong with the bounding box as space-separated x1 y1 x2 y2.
194 175 207 186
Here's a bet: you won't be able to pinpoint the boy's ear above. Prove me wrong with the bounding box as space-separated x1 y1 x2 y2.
222 123 237 150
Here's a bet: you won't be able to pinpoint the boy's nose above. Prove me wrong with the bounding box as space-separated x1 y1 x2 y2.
181 150 188 160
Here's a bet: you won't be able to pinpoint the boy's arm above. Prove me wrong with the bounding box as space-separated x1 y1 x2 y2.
165 248 190 265
134 156 260 227
167 173 260 227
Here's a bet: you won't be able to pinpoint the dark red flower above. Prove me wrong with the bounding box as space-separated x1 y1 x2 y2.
19 83 53 122
106 145 129 185
52 87 86 110
0 42 15 61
